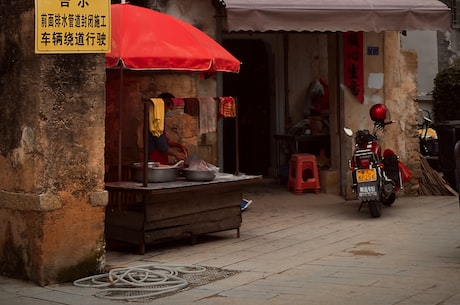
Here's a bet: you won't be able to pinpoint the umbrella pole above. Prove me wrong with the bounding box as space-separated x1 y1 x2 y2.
235 98 239 176
143 100 149 187
118 64 123 181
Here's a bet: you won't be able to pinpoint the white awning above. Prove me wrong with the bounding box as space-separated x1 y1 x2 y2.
223 0 451 32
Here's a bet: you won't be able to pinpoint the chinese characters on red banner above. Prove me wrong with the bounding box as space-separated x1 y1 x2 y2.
343 32 364 103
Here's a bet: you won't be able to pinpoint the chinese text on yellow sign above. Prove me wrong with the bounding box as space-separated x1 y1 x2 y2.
35 0 110 53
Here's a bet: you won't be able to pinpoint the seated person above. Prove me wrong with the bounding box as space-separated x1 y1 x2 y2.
148 93 188 164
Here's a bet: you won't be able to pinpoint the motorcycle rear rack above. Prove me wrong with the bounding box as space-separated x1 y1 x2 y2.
354 149 375 157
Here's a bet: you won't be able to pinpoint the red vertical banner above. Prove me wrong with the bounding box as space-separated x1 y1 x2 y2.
343 32 364 103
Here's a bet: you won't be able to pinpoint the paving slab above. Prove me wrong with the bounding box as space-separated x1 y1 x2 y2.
1 181 460 305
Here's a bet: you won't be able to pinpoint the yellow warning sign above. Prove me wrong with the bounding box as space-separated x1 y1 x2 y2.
35 0 110 53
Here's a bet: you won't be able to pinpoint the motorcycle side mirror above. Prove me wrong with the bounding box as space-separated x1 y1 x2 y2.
385 120 395 126
343 127 353 137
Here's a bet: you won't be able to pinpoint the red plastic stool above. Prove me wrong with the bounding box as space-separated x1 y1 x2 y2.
288 153 320 194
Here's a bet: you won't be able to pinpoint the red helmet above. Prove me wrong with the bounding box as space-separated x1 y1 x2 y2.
369 104 388 122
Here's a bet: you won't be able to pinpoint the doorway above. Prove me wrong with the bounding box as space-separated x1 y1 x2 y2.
222 39 271 176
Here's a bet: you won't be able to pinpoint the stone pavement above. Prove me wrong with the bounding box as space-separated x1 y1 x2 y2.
2 181 460 305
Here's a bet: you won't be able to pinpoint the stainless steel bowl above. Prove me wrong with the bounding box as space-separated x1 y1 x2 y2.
182 169 216 182
131 162 179 183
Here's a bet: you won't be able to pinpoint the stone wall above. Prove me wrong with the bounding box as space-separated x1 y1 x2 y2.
0 2 107 285
343 32 420 199
383 32 420 196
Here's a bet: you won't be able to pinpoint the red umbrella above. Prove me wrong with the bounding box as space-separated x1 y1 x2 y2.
106 3 241 183
107 3 241 73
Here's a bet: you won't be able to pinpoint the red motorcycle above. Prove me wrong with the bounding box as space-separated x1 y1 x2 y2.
344 104 411 218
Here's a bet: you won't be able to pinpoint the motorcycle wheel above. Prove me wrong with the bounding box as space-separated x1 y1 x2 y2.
381 193 396 206
368 200 382 218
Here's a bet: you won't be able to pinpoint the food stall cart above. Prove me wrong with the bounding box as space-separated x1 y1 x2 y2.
104 94 249 254
105 173 261 254
104 4 249 254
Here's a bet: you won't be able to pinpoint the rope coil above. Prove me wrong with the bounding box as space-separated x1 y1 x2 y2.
73 264 207 300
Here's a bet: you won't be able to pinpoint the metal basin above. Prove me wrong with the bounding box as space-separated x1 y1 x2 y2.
182 168 216 182
131 162 179 183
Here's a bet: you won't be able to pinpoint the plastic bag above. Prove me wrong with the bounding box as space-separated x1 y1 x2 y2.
399 161 412 182
188 159 220 174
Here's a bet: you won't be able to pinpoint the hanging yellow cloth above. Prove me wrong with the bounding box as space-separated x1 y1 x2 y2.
149 98 165 137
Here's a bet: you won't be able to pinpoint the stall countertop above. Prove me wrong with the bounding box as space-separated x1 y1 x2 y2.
105 173 263 191
274 134 329 140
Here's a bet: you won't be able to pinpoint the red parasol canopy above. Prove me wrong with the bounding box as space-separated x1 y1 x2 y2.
107 3 241 73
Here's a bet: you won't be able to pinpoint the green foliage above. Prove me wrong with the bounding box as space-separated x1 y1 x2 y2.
433 62 460 122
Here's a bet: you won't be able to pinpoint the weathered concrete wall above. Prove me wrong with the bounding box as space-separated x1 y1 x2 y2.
343 32 420 199
383 32 420 196
0 2 107 285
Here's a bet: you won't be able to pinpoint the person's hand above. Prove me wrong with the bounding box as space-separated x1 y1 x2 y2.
168 141 188 158
172 150 187 161
179 145 189 158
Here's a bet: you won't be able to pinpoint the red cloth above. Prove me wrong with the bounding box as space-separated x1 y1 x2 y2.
149 150 168 164
172 98 184 107
218 96 237 118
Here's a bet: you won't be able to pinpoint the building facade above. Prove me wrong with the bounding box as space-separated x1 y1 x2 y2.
0 0 452 284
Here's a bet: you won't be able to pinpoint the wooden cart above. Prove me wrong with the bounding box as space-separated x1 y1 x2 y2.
105 173 261 254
